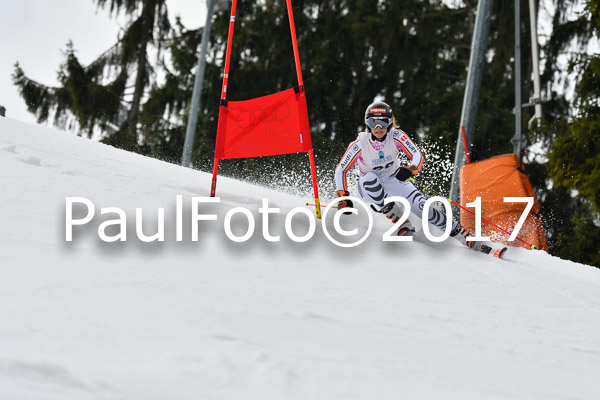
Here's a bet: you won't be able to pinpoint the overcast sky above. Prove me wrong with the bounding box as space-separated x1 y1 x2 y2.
0 0 207 124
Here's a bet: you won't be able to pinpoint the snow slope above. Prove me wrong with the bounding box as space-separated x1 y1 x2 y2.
1 117 599 400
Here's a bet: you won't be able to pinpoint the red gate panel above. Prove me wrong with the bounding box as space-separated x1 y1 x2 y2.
215 88 312 159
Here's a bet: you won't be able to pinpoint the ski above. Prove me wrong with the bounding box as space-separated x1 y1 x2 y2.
471 242 508 259
492 246 508 259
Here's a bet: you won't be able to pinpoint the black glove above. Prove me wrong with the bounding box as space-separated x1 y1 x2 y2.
395 165 418 181
336 190 353 213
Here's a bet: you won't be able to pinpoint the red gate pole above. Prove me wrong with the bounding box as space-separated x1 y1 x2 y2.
307 148 321 219
211 0 239 197
286 0 304 89
286 0 321 218
220 0 238 101
210 157 219 197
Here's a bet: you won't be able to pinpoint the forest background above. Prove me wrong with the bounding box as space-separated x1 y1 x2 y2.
11 0 600 267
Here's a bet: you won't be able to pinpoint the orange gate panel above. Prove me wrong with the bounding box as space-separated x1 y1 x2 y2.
460 154 548 251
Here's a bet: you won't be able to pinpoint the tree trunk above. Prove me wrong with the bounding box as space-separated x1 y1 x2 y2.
126 5 154 150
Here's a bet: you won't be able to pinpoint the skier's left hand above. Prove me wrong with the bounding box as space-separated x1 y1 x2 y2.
395 165 418 181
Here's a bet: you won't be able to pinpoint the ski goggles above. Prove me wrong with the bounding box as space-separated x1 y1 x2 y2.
366 117 391 130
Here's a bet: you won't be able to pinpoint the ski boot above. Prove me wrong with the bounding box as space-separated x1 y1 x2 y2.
450 225 493 254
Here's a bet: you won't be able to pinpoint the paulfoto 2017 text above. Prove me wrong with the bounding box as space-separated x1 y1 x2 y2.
64 196 534 248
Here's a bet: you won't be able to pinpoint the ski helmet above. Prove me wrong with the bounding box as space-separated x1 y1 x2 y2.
365 101 394 132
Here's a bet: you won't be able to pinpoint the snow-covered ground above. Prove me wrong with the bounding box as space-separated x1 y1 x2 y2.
1 117 599 400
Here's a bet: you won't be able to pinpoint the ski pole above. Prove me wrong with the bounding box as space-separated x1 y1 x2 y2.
305 202 338 209
409 178 536 249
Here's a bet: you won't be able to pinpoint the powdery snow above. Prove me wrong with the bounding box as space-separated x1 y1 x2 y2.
1 117 599 399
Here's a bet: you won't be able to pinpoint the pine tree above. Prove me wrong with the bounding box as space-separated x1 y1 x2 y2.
93 0 170 150
13 42 127 136
13 0 170 150
547 1 600 213
532 0 600 266
139 17 222 163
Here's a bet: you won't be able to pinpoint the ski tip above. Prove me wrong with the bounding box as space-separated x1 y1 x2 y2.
494 247 508 259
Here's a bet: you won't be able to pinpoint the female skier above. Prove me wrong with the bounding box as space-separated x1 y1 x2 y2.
334 101 479 249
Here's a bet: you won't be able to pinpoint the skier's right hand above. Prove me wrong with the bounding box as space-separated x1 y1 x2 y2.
336 190 353 213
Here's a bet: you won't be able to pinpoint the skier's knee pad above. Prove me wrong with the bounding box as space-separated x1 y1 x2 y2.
358 173 386 206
